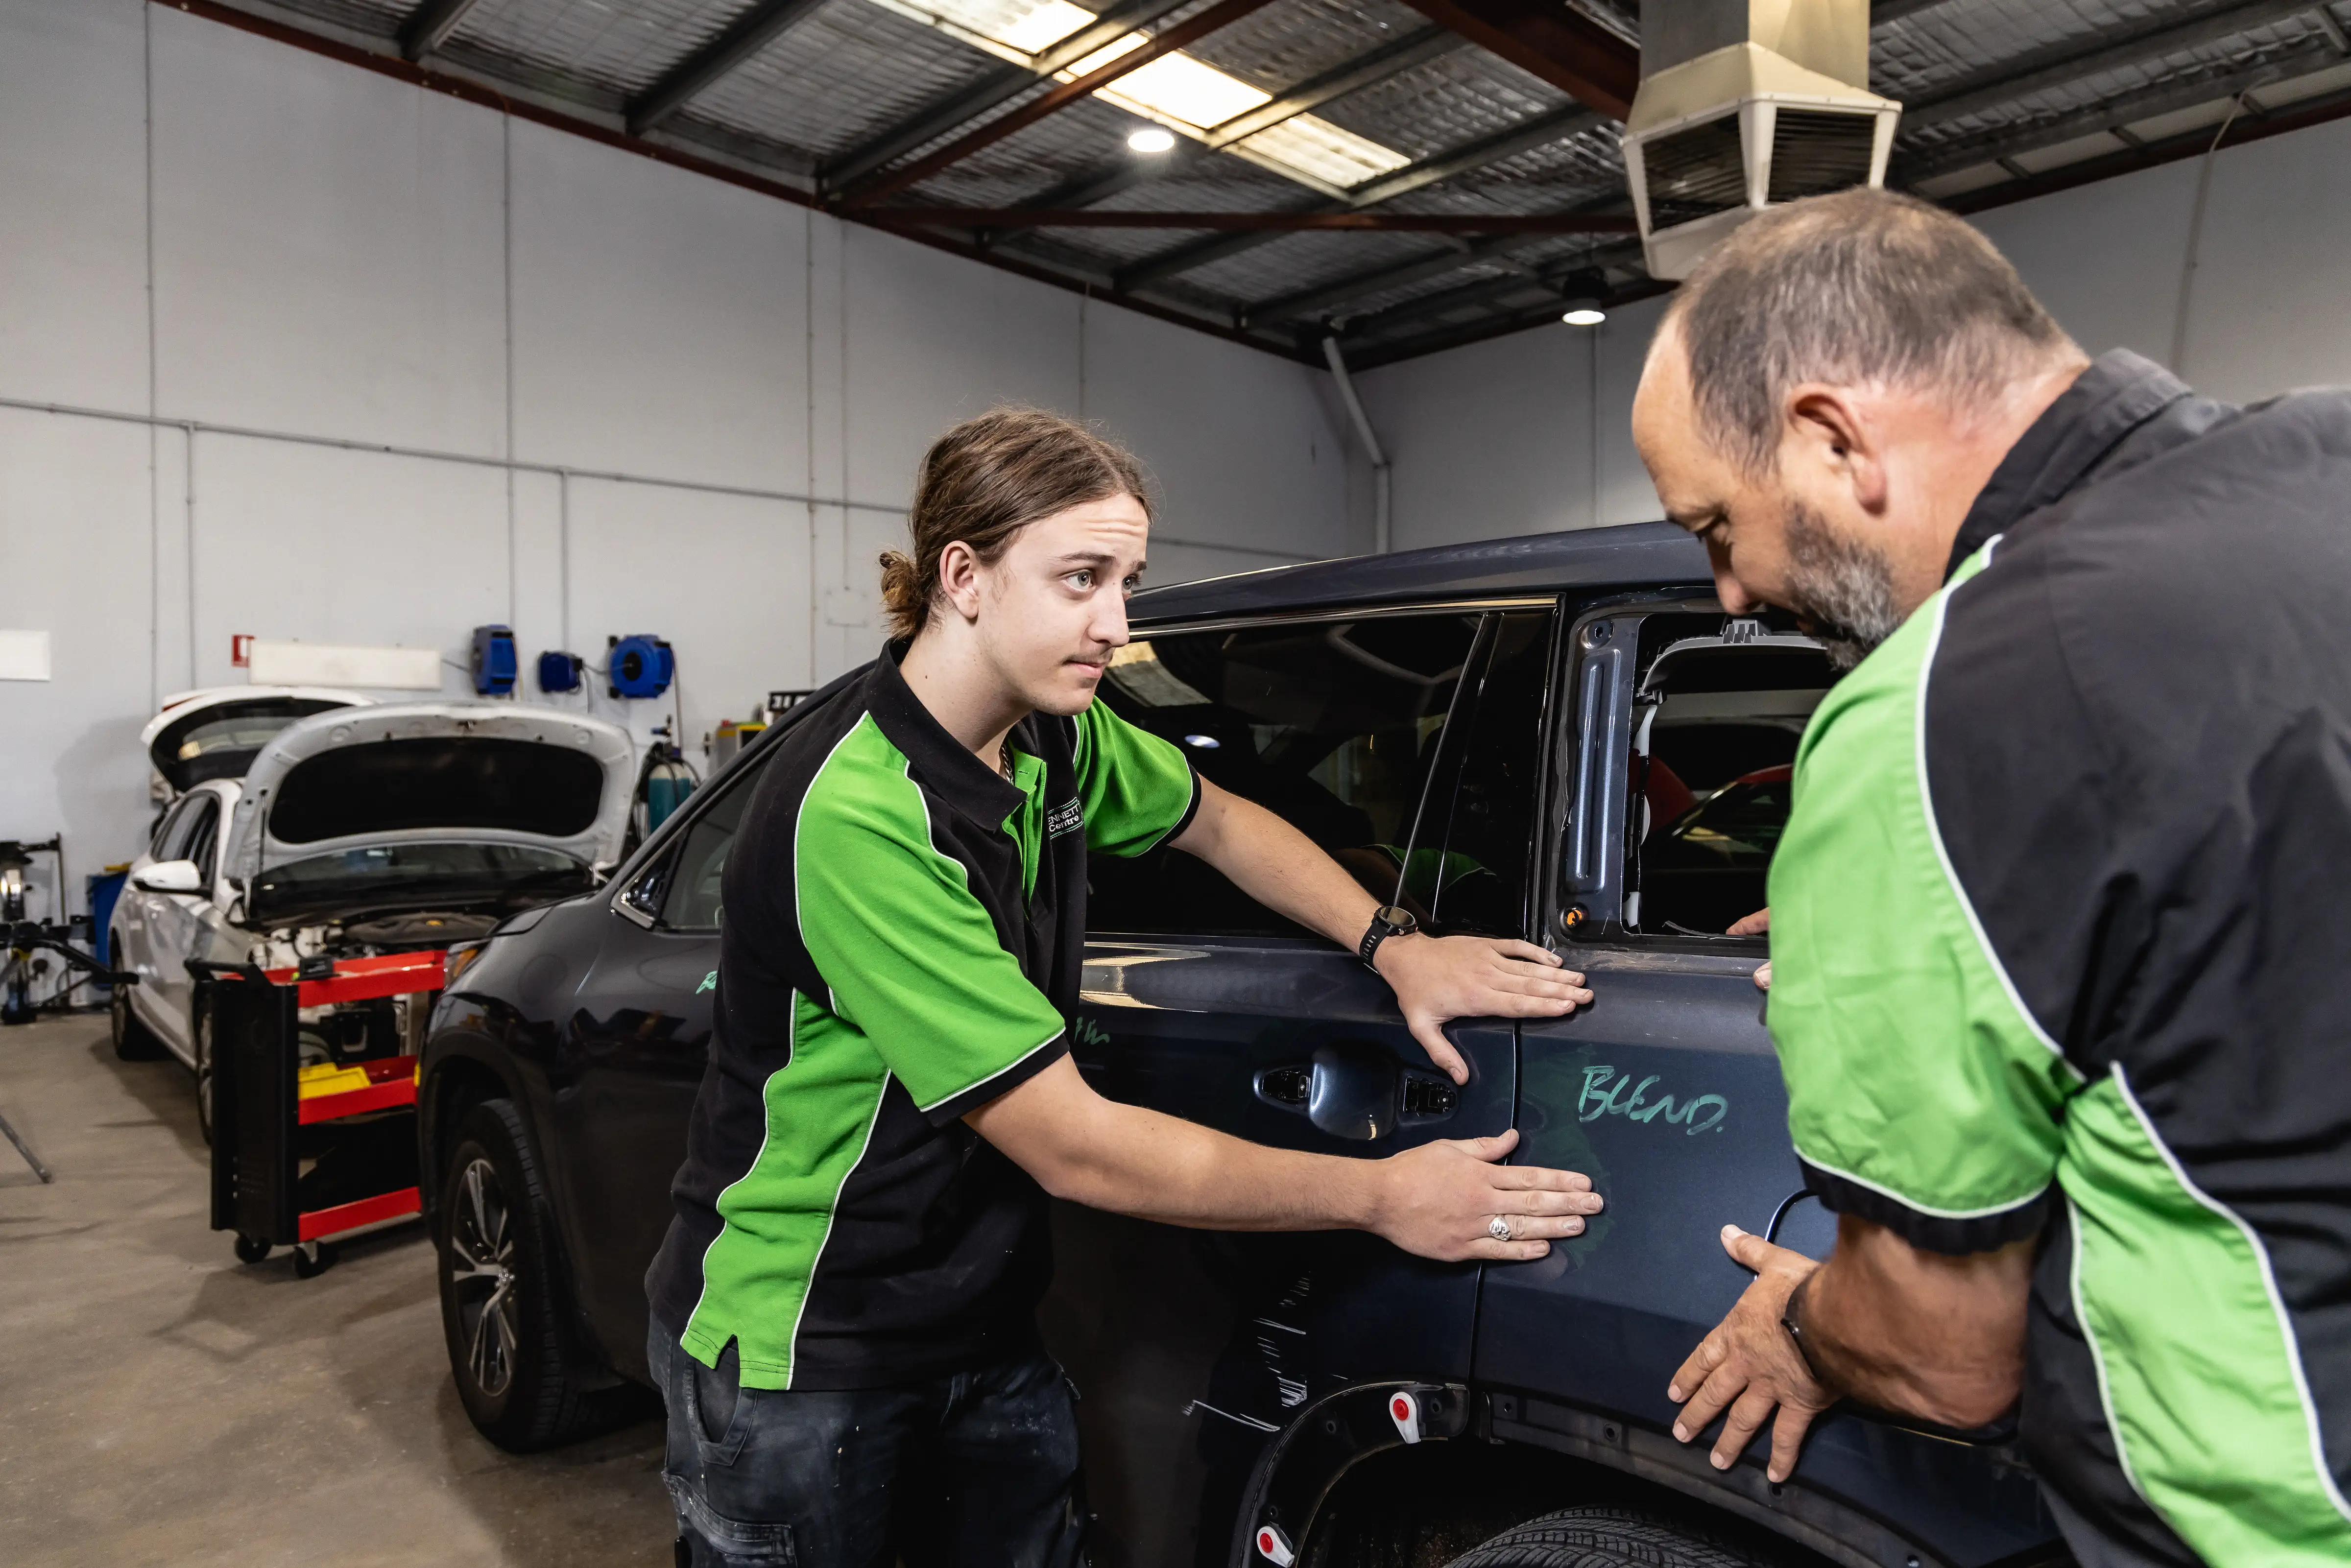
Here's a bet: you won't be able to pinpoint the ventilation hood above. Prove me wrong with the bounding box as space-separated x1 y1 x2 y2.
1625 0 1900 280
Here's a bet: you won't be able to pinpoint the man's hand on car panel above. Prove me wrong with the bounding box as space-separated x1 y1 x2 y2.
1668 1225 1833 1482
969 1059 1602 1263
1373 934 1593 1084
1374 1129 1604 1262
1728 907 1771 989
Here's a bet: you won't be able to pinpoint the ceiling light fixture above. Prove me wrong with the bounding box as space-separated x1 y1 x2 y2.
1561 302 1607 327
1128 127 1177 153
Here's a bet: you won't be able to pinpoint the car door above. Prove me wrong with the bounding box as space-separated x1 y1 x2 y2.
121 797 195 1039
1047 602 1557 1568
1475 603 2055 1564
148 791 224 1055
550 749 771 1379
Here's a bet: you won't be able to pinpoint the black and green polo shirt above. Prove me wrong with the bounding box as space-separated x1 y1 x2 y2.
648 642 1198 1390
1767 352 2351 1566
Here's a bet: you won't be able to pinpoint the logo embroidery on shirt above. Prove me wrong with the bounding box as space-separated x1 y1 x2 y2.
1047 798 1084 838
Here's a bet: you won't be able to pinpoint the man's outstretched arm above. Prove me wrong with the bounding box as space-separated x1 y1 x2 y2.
1666 1216 2035 1481
968 1054 1603 1261
1171 777 1594 1083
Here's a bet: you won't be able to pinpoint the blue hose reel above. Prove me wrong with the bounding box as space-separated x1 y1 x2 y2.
607 635 675 700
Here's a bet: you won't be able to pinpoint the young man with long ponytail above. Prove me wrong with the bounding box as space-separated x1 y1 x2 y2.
646 408 1601 1567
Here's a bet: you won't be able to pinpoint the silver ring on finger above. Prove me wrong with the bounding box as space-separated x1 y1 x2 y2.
1488 1215 1513 1242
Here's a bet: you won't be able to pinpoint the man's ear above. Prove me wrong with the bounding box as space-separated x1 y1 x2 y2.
1785 385 1889 514
936 540 984 623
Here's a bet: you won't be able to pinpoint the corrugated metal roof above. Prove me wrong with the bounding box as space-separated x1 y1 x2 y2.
237 0 2351 362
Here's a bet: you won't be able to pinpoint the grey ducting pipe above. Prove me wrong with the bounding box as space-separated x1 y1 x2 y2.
1322 335 1392 554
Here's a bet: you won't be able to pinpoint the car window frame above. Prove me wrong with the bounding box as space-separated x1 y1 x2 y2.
1091 595 1556 944
654 767 766 934
610 734 774 932
1545 593 1824 951
152 795 200 861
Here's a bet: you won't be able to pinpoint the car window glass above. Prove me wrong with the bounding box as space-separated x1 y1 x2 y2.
1088 612 1485 938
659 753 769 931
1416 611 1554 937
152 797 196 860
183 798 221 883
1627 615 1831 937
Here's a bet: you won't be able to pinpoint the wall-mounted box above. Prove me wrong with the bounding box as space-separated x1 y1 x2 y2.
245 640 441 690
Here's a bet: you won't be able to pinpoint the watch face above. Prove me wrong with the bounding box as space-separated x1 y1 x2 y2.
1375 904 1416 930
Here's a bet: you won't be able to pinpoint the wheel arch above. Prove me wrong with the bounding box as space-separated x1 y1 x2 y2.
419 1040 527 1218
1234 1383 1992 1568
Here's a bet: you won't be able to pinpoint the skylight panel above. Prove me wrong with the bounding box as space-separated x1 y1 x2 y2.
861 0 1413 193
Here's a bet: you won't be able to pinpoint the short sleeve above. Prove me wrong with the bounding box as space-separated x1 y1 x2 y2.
1073 698 1200 857
795 760 1068 1124
1765 571 2078 1255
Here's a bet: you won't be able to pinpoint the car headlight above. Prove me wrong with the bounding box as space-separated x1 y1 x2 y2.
442 941 488 989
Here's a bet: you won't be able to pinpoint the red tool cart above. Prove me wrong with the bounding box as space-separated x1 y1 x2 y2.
195 950 445 1277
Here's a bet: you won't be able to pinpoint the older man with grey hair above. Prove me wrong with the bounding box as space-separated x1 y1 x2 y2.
1632 187 2351 1568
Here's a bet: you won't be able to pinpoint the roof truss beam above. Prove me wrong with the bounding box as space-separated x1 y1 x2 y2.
1395 0 1636 119
1112 101 1600 289
1901 24 2343 182
1906 0 2327 128
870 208 1638 232
397 0 485 60
628 0 832 134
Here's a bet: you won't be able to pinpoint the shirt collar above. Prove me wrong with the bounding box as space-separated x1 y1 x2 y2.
1946 349 2191 577
864 640 1027 827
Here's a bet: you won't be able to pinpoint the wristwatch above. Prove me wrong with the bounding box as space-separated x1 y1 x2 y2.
1358 904 1419 972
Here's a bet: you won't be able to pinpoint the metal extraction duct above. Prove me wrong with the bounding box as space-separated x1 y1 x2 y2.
1624 0 1901 280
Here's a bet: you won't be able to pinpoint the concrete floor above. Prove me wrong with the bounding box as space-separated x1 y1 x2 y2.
0 1013 673 1567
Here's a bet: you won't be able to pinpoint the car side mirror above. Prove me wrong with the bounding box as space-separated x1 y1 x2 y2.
136 859 203 894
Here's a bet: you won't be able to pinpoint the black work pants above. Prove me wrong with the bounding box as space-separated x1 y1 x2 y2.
649 1318 1087 1568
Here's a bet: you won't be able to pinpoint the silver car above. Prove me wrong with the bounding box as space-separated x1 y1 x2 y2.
110 701 635 1139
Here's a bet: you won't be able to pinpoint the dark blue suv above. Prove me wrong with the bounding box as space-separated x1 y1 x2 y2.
420 522 2066 1568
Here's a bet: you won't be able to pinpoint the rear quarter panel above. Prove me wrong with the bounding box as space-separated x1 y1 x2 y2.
1485 946 2058 1567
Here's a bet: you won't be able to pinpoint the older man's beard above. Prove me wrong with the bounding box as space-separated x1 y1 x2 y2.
1780 499 1904 672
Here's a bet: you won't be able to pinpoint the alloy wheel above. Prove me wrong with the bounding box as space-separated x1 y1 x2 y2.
447 1157 520 1399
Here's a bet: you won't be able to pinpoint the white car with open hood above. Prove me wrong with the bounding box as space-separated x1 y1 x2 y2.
110 702 635 1139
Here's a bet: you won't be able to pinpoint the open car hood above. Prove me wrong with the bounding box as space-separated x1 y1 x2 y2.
223 703 636 880
142 687 374 794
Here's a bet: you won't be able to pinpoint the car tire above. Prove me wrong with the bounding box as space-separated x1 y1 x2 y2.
436 1097 601 1452
1445 1507 1776 1568
110 968 162 1061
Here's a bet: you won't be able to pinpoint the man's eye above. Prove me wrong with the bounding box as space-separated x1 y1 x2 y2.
1121 576 1139 595
1068 570 1093 590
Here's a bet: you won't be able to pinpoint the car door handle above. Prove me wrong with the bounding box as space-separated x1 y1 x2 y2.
1254 1042 1459 1141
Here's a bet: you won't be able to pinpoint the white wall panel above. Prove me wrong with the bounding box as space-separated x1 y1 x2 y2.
837 226 1082 508
561 477 816 747
1081 299 1354 561
0 408 163 900
0 0 150 412
1968 162 2194 377
1358 294 1668 551
509 120 808 490
183 436 509 693
147 6 508 453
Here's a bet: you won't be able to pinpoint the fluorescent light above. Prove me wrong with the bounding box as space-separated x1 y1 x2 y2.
1182 734 1221 749
1128 127 1177 153
1561 306 1607 326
